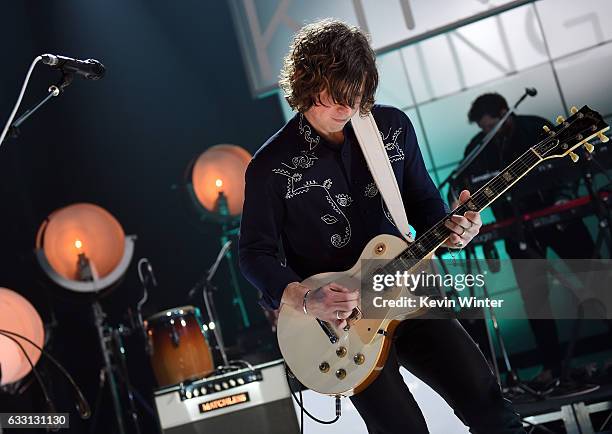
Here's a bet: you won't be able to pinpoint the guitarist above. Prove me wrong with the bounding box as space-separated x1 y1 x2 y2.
459 93 598 392
239 19 525 433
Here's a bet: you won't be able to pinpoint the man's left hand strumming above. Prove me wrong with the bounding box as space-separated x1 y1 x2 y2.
444 189 482 249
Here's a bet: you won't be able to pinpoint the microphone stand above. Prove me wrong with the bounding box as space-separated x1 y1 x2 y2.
189 241 232 368
6 72 74 140
558 142 612 384
439 88 536 198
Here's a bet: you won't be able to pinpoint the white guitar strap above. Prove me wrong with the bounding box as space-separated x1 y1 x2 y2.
351 112 414 243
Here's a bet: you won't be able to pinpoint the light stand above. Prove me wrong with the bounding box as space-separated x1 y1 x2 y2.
35 204 139 433
75 253 127 434
183 144 253 330
214 191 250 328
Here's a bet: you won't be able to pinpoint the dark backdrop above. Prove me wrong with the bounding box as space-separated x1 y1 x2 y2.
0 1 284 432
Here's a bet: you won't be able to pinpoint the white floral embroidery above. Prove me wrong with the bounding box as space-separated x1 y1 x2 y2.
335 194 352 207
364 182 378 198
321 214 338 224
274 169 352 248
380 126 404 163
299 113 320 151
282 152 318 170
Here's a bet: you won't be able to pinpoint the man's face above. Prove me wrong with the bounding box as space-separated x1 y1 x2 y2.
477 114 500 134
305 89 360 134
477 110 510 135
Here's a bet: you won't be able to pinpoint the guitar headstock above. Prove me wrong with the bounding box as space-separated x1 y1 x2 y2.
533 105 609 162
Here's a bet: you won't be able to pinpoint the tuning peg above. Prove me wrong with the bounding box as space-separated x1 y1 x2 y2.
598 132 609 143
569 151 579 163
543 125 551 133
570 106 578 114
584 142 595 153
556 115 565 124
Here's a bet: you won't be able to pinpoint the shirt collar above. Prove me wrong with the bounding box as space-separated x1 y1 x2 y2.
296 113 354 153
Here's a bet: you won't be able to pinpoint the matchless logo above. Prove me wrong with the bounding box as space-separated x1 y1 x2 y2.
198 392 250 413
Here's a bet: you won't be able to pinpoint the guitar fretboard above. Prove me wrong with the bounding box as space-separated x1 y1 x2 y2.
380 144 544 276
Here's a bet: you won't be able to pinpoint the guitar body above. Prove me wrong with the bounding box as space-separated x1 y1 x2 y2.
277 234 433 396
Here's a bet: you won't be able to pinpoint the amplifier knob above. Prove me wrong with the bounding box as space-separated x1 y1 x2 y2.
229 379 237 387
237 378 245 385
336 347 347 358
319 362 330 373
214 384 222 391
185 390 193 399
222 382 229 389
200 387 207 395
193 388 200 397
335 369 346 380
354 353 365 365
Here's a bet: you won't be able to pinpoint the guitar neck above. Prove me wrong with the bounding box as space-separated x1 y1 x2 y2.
397 146 543 264
385 104 609 269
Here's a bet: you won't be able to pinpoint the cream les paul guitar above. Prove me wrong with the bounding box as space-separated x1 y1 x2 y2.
277 105 609 397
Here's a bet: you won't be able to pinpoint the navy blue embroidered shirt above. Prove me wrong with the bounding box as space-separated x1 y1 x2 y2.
238 105 448 309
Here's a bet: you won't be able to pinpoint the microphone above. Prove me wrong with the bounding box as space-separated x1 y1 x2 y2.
41 54 106 80
526 87 537 97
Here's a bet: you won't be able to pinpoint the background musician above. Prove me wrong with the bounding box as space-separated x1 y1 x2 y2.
458 93 598 391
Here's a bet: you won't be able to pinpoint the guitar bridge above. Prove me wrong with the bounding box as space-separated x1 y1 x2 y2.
316 319 339 344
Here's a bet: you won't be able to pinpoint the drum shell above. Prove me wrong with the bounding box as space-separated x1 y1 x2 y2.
146 307 213 387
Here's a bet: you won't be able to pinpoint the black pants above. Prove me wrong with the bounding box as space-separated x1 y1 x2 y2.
505 220 603 373
350 319 525 434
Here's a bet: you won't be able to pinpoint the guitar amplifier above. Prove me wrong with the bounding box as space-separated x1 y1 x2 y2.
153 359 300 434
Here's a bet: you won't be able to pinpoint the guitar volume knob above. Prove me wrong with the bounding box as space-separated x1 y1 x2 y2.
335 369 346 379
319 362 330 373
354 353 365 365
336 346 347 358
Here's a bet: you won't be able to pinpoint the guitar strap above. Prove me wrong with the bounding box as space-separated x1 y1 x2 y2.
351 112 414 243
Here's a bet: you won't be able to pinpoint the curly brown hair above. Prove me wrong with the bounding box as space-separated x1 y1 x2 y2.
279 19 378 115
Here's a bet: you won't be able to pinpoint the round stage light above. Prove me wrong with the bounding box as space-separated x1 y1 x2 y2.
0 287 45 386
35 203 135 293
191 144 251 217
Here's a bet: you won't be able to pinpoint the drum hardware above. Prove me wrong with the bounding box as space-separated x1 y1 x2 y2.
136 258 155 356
187 239 233 368
90 301 135 434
